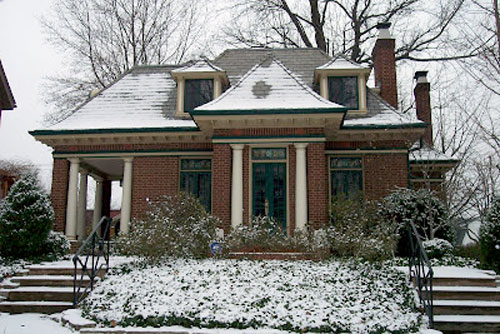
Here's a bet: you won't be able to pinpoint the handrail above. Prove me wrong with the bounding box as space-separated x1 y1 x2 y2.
72 216 115 306
407 220 434 327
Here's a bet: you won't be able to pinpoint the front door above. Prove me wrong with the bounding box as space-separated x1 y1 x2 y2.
252 163 286 231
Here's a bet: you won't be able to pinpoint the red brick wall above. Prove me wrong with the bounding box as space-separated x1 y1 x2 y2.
307 143 329 229
372 38 398 109
212 144 231 232
51 159 69 232
364 153 408 200
327 140 409 150
131 156 179 220
414 82 432 146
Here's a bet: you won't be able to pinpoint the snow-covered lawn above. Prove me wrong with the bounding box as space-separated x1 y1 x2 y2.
0 257 26 281
82 259 424 333
0 313 73 334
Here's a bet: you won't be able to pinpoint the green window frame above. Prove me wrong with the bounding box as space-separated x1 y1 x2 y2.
184 79 214 111
328 76 359 110
330 156 363 200
180 159 212 211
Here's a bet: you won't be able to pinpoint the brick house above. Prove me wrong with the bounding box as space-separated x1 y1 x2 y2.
31 24 457 241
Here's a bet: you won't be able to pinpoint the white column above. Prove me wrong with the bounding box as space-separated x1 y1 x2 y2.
120 157 133 234
77 170 88 241
295 143 308 231
230 144 244 229
92 177 104 230
65 158 80 240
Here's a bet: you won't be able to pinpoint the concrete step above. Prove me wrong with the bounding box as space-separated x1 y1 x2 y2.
431 286 500 301
2 286 76 302
433 277 497 287
434 300 500 315
434 315 500 333
0 300 73 314
11 275 95 287
27 266 106 276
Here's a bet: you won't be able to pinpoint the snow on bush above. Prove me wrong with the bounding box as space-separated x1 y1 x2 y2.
224 216 315 253
42 231 70 260
480 196 500 272
380 189 451 256
82 259 423 333
329 197 398 261
0 257 26 281
423 238 454 259
0 174 55 259
116 193 221 261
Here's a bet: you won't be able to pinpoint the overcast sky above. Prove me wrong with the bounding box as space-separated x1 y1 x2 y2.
0 0 58 191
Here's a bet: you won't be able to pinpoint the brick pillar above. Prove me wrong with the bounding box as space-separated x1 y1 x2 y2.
213 144 231 233
102 180 112 218
51 159 69 233
307 143 328 229
414 71 433 146
372 22 398 109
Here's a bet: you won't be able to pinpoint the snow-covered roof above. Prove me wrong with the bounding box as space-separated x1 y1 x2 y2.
316 55 370 71
44 66 197 132
194 57 345 112
342 90 425 128
410 144 459 163
171 58 224 74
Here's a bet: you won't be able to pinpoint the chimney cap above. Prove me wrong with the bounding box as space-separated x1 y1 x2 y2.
376 22 392 39
414 71 429 83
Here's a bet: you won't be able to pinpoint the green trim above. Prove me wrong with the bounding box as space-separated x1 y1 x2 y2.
189 108 347 116
53 149 212 155
409 159 460 164
341 122 427 130
212 134 325 140
30 127 200 136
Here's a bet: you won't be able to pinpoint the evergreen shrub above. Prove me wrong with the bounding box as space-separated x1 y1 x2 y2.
0 174 55 259
329 196 398 261
479 197 500 272
380 188 451 256
116 192 220 262
422 238 454 259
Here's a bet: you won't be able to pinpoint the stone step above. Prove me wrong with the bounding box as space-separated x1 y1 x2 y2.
27 266 106 276
434 315 500 333
2 286 77 302
431 286 500 301
434 300 500 315
11 275 95 287
0 301 73 314
433 277 497 287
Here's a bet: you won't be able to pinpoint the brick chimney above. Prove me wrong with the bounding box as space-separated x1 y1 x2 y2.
372 22 398 109
414 71 433 146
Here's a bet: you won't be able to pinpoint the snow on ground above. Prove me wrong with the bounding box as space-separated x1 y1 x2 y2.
82 259 423 333
0 313 73 334
0 258 26 280
28 256 136 269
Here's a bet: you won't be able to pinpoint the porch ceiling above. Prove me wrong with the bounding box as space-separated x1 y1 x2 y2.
81 158 124 180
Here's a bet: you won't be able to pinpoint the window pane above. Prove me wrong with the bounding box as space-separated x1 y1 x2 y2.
184 79 214 111
252 148 286 160
328 76 358 109
331 157 362 169
331 170 363 199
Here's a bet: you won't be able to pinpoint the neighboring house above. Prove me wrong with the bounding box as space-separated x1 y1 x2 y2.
0 169 17 200
0 60 16 125
31 23 457 242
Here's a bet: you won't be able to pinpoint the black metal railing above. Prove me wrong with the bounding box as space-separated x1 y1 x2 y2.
407 221 434 327
72 216 115 306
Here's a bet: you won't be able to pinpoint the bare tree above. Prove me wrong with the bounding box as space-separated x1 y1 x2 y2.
223 0 471 63
42 0 208 123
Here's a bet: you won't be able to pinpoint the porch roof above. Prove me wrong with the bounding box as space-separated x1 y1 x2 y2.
192 57 346 114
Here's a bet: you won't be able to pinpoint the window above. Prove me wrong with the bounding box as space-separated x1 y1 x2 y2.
184 79 214 111
330 157 363 199
251 148 287 160
328 76 358 109
180 159 212 211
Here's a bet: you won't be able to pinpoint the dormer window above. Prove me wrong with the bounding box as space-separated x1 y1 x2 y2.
314 56 370 114
170 58 228 117
328 76 358 110
184 79 214 111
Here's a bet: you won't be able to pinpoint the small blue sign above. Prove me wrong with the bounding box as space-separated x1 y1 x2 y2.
210 242 223 255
